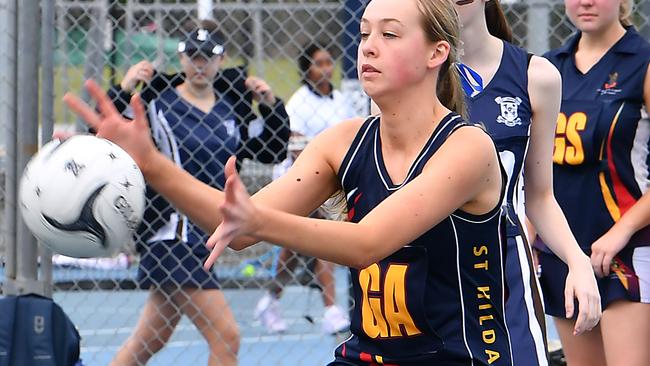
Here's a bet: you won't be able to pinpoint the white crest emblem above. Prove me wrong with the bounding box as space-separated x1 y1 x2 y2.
495 96 523 127
197 29 209 41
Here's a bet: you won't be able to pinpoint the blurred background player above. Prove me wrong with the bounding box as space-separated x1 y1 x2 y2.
106 22 289 366
537 0 650 365
256 42 355 335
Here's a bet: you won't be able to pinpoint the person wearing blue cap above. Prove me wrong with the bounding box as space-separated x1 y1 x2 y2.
107 22 289 366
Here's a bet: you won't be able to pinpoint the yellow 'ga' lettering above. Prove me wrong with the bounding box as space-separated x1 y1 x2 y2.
360 263 422 338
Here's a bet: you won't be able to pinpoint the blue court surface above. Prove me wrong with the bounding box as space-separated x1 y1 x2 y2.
3 265 560 365
56 286 348 365
52 265 352 366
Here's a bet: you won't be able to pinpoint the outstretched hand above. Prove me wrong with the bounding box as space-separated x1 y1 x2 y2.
564 255 602 335
63 79 157 174
204 156 262 270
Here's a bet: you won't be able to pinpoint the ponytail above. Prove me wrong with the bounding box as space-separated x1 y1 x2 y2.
485 0 513 43
416 0 467 118
438 60 467 119
620 0 634 27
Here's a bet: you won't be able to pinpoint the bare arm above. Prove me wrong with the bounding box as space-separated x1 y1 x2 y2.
63 80 356 236
525 56 600 333
206 126 502 269
525 57 589 265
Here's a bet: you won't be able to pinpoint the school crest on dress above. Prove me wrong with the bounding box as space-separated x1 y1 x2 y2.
495 96 523 127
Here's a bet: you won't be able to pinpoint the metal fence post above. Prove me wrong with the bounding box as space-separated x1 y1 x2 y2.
124 0 134 74
155 0 165 69
56 1 71 125
253 0 265 77
527 0 551 54
78 0 108 132
11 0 44 296
1 0 18 291
341 0 368 117
641 0 650 39
40 0 56 298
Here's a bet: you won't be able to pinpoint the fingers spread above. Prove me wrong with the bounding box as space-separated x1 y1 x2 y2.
85 79 120 119
204 227 233 270
63 93 102 130
131 94 148 130
204 245 221 270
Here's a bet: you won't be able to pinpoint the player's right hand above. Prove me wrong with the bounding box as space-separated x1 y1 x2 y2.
205 156 261 270
564 254 601 335
120 60 155 93
63 79 159 177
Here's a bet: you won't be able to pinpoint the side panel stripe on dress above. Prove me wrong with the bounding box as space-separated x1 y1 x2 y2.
449 217 474 365
514 234 549 365
499 215 515 366
631 106 650 194
512 123 549 365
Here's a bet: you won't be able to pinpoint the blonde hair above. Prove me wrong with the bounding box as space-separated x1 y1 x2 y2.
415 0 467 118
620 0 634 27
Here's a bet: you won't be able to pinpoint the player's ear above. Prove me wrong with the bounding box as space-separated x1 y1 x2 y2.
427 40 451 70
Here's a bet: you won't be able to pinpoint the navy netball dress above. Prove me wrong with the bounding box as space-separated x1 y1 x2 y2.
539 27 650 313
466 41 548 366
330 114 513 366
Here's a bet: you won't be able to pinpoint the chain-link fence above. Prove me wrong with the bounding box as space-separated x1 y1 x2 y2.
0 0 649 365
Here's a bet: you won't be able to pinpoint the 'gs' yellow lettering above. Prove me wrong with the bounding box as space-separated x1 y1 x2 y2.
553 112 587 165
359 263 422 338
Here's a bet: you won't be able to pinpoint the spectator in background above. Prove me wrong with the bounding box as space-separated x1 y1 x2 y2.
106 22 289 366
257 42 355 335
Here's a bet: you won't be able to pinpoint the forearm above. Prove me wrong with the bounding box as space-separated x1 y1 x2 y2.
610 191 650 237
253 205 382 269
526 191 586 265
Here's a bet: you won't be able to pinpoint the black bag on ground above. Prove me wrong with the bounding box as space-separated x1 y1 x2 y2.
0 294 80 366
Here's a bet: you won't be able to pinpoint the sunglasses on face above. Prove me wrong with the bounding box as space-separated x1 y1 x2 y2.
455 0 475 5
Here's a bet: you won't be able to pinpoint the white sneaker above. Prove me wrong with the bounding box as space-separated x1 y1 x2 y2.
254 293 287 334
322 305 350 335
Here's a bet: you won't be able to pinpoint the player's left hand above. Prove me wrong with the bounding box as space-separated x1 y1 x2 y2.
245 76 277 106
564 254 601 335
590 225 631 278
204 156 261 269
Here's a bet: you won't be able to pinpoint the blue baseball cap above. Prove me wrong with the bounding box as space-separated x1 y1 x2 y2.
177 28 225 57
